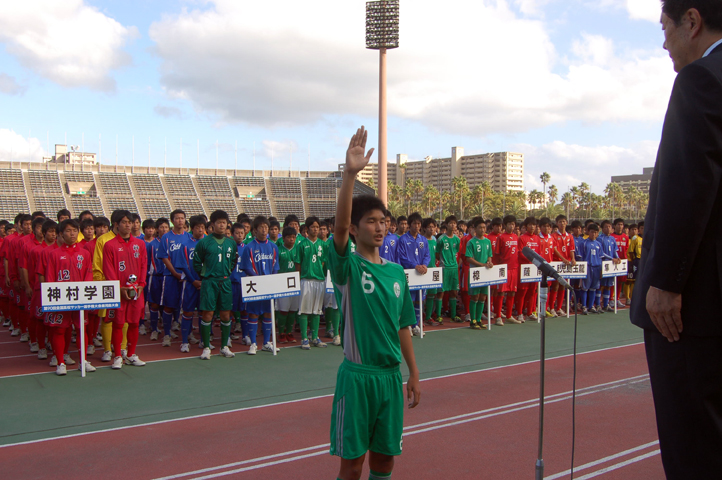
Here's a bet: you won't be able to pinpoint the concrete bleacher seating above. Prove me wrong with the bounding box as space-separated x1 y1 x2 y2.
0 169 26 193
140 197 171 220
70 197 104 217
64 171 98 196
274 200 305 219
308 201 336 219
29 171 64 196
34 197 67 214
105 196 139 214
239 199 272 216
172 197 205 217
98 173 133 196
303 178 337 199
206 199 238 217
196 176 233 198
131 174 164 196
164 175 196 197
0 196 30 221
268 177 302 198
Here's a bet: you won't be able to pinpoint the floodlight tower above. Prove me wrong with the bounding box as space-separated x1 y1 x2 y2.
366 0 399 206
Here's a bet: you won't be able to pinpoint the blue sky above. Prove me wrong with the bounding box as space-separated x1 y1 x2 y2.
0 0 675 194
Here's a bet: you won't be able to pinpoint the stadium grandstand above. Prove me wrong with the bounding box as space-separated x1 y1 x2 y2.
0 151 373 222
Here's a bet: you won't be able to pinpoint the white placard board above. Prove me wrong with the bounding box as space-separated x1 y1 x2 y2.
602 259 628 278
404 267 443 291
469 265 508 287
41 280 121 312
242 272 301 302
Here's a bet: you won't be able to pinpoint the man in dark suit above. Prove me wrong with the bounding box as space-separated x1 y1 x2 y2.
630 1 722 478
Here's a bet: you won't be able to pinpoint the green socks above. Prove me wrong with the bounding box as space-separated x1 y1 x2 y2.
310 314 321 340
425 297 434 320
325 308 340 337
470 301 477 322
276 312 287 333
477 301 485 321
200 320 211 347
298 314 309 340
286 313 295 335
220 320 231 348
450 298 457 319
435 298 442 317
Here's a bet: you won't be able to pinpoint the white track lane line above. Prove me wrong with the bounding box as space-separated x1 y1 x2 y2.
544 440 659 479
573 450 661 480
154 376 650 480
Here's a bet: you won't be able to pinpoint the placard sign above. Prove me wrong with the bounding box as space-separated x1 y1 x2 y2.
469 265 508 288
520 265 543 283
404 267 443 291
602 259 628 278
551 261 588 279
41 280 121 312
242 272 301 302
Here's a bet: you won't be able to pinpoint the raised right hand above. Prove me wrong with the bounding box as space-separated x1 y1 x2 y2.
345 126 374 175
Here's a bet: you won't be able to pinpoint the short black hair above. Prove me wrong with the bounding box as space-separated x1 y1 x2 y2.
662 0 722 30
210 210 230 224
350 195 386 227
319 220 329 229
613 218 625 226
269 220 281 231
236 213 250 223
587 223 600 232
31 211 45 219
282 226 297 238
571 220 583 228
629 223 638 230
490 217 502 227
304 216 320 228
59 219 80 233
523 216 538 227
80 218 95 231
284 214 300 226
94 216 110 229
502 215 517 226
170 209 186 222
111 210 133 226
457 220 466 227
444 215 457 224
31 216 45 230
584 219 595 226
252 215 270 231
468 216 484 228
155 217 170 229
56 209 71 221
142 219 155 230
422 217 437 229
79 210 95 220
601 220 612 228
555 214 567 222
638 221 645 227
42 219 58 235
131 213 141 222
397 215 408 223
190 215 205 230
231 222 245 234
407 212 423 225
539 217 553 227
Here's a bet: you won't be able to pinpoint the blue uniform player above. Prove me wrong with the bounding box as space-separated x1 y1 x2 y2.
147 218 170 341
230 222 250 346
177 215 206 352
396 213 430 334
240 216 279 355
381 211 398 263
577 223 608 314
598 220 621 312
157 210 191 347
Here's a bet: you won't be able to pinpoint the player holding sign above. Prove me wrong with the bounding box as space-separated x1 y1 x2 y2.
465 217 493 329
329 126 420 480
193 210 238 360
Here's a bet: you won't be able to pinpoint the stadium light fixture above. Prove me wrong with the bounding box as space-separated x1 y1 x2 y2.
366 0 399 206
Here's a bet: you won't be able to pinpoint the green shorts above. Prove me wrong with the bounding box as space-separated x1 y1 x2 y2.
199 277 232 313
468 285 489 296
426 288 437 296
330 359 404 459
442 266 459 292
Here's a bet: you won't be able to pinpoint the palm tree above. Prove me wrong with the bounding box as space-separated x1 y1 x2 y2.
421 185 441 217
451 176 471 219
561 192 575 219
539 172 551 207
366 177 377 195
569 186 580 219
547 184 558 215
604 182 624 220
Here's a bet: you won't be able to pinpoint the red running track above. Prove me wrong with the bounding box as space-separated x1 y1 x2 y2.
0 343 663 479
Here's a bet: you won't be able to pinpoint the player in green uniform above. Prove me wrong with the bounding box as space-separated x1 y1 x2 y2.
465 217 494 329
436 215 461 323
320 223 341 345
422 218 439 325
192 210 238 360
276 226 299 343
295 216 328 349
330 126 420 480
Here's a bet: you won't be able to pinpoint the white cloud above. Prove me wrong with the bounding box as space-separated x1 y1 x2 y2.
149 0 675 136
625 0 661 22
154 105 185 119
0 129 48 162
0 1 138 91
0 74 26 95
516 139 659 194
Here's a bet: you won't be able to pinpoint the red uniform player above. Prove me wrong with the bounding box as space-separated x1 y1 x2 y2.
42 220 94 375
610 219 630 308
494 216 520 324
102 211 147 370
516 218 541 322
551 216 575 315
18 218 45 349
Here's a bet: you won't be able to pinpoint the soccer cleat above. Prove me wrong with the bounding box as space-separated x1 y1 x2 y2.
597 306 605 314
625 298 631 306
495 317 505 326
93 337 103 347
150 331 159 341
82 361 97 373
287 334 297 343
226 338 232 347
180 343 190 353
30 342 39 353
436 317 444 325
234 323 242 333
11 328 20 336
2 318 10 327
63 354 76 365
87 345 95 355
188 333 199 344
56 364 67 376
546 310 557 318
121 349 128 360
556 309 565 317
423 319 434 327
605 305 614 312
170 331 179 339
518 315 526 324
412 326 421 336
617 300 626 309
247 343 257 355
325 329 334 339
220 346 236 357
464 313 471 322
333 335 341 346
301 339 311 350
49 355 58 367
581 307 588 315
20 332 29 342
111 356 123 369
262 342 279 353
37 348 48 360
162 335 171 347
230 333 240 340
278 334 288 344
481 313 489 321
242 336 252 346
589 306 598 314
528 313 538 321
453 316 463 323
471 321 481 330
312 338 327 348
139 324 147 335
126 354 146 366
171 321 180 332
506 317 522 324
101 350 113 362
200 347 212 360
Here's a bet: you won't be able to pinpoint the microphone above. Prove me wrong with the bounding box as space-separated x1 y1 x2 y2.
521 246 573 290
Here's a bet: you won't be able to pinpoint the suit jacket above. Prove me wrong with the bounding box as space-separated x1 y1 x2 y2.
631 43 722 336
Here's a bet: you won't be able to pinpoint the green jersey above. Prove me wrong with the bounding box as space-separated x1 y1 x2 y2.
425 236 437 268
193 235 238 279
294 236 326 281
437 234 460 268
278 243 296 274
328 239 415 367
466 236 493 265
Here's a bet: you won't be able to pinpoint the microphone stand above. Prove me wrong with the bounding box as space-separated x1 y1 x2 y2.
535 272 548 480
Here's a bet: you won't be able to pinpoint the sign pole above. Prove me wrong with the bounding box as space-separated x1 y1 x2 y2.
614 277 618 314
566 290 570 318
419 293 424 339
80 310 86 378
270 299 278 356
487 293 492 331
537 282 541 324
